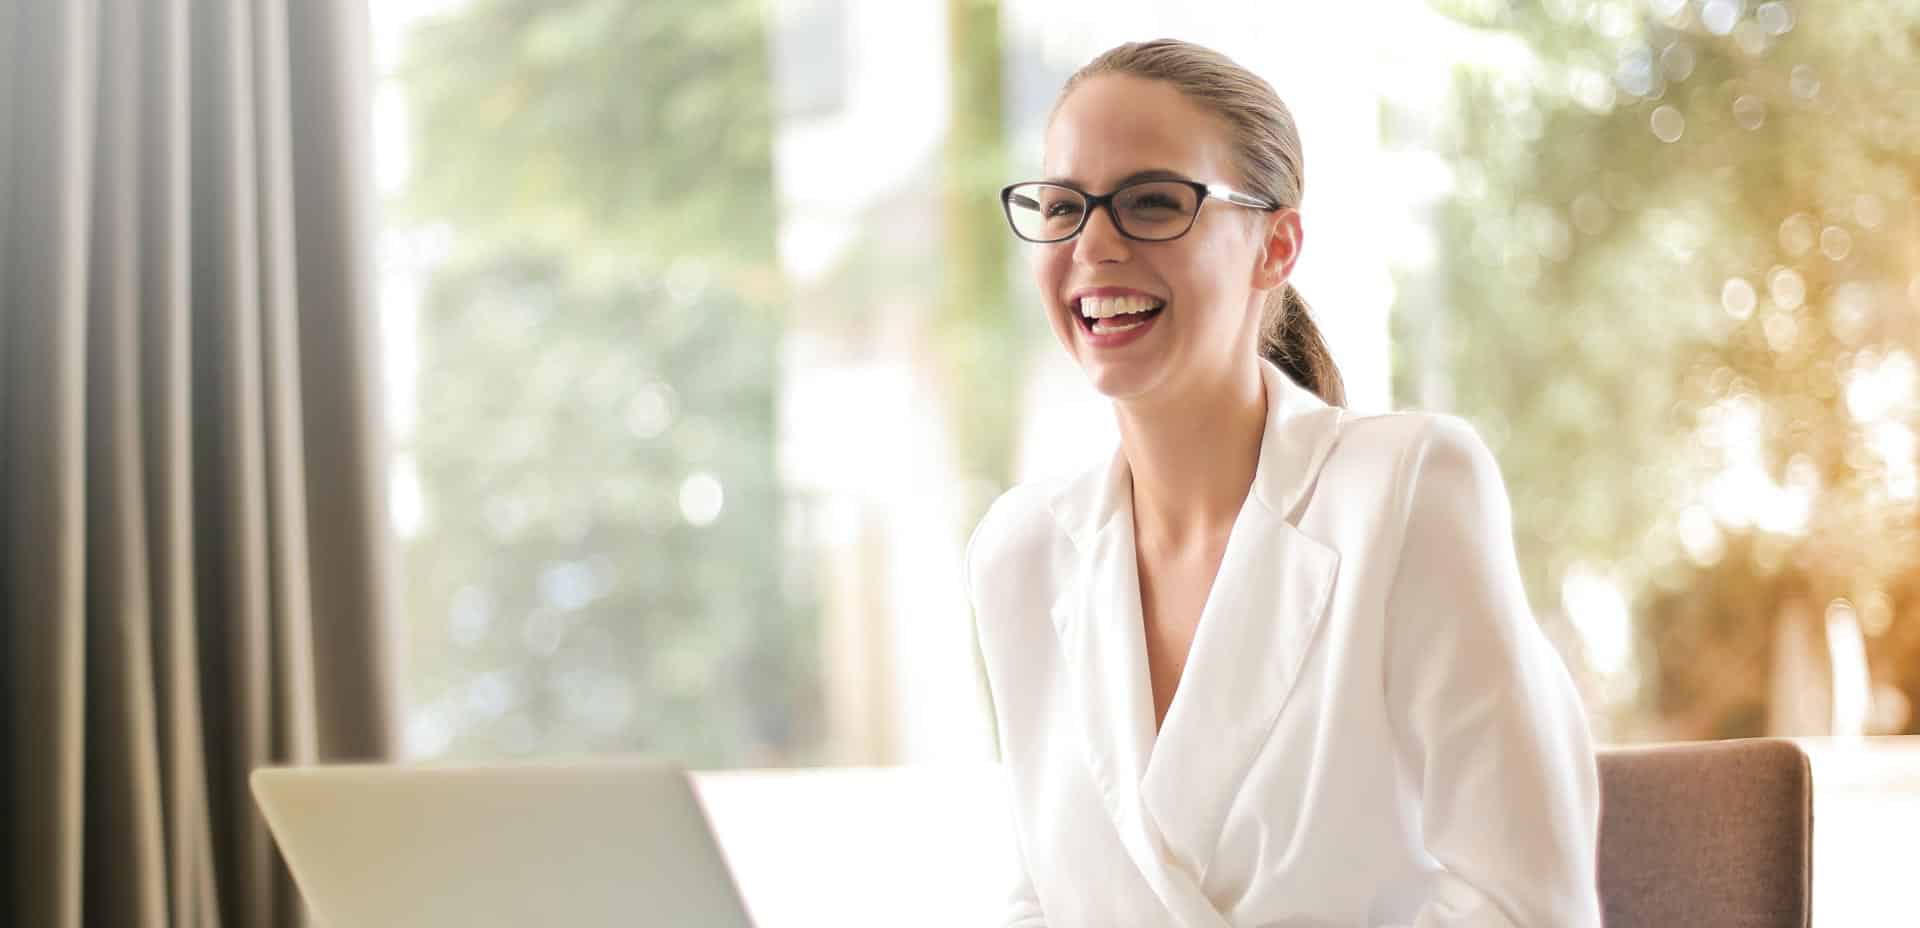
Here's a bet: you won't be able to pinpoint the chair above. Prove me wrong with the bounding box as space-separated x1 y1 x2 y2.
1597 738 1813 927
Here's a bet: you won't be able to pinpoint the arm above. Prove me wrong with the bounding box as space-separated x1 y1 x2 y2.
997 823 1047 928
1383 416 1603 927
966 513 1047 928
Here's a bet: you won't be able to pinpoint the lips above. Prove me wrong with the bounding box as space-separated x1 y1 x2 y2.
1067 297 1165 350
1069 289 1167 335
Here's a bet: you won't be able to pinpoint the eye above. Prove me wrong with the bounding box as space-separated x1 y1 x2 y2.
1043 199 1084 218
1118 181 1194 214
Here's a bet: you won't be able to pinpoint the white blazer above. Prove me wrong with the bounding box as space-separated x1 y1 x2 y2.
966 359 1602 927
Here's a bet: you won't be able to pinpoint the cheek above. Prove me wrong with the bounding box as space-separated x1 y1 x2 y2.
1029 243 1062 284
1029 247 1079 346
1029 246 1069 310
1174 238 1254 323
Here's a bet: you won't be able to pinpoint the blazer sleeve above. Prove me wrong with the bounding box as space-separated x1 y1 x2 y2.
966 512 1048 928
1381 415 1603 928
996 817 1047 928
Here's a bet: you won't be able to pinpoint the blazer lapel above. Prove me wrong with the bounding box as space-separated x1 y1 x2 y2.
1049 493 1155 827
1139 363 1347 883
1049 455 1231 928
1138 502 1341 881
1045 361 1345 923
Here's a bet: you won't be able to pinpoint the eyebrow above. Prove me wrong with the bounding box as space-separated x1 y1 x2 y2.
1039 168 1192 189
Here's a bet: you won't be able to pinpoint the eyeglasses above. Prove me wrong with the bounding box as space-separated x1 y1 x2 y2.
998 178 1277 244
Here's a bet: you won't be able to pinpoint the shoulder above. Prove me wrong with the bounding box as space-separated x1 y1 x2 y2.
1387 411 1506 516
1322 410 1499 498
1340 411 1516 578
1308 410 1511 557
964 475 1071 601
1330 408 1488 461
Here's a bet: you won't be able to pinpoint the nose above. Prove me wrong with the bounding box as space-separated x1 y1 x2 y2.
1072 203 1130 265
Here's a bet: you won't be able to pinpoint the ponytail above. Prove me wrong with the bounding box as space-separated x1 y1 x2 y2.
1258 283 1346 407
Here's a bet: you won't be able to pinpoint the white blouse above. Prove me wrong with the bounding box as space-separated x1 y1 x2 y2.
966 359 1602 927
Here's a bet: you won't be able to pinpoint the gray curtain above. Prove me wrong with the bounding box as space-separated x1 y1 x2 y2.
1 1 400 926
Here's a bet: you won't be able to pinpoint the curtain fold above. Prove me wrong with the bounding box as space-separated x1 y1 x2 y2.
2 0 399 925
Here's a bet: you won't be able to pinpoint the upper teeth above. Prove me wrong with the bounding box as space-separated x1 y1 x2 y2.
1080 295 1163 319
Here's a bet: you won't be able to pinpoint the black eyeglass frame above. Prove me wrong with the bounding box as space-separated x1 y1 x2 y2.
997 178 1279 244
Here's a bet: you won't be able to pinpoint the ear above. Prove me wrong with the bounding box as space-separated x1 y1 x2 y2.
1251 208 1303 291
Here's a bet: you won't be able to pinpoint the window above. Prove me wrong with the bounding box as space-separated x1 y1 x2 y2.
376 0 1920 774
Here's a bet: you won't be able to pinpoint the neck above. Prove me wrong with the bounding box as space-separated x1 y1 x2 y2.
1114 361 1267 552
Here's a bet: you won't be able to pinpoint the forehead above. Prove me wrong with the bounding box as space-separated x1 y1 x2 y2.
1043 74 1237 189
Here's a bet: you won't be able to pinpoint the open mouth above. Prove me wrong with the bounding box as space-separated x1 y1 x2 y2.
1076 294 1166 335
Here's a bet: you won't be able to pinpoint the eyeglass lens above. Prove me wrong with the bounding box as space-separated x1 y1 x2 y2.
1003 182 1201 242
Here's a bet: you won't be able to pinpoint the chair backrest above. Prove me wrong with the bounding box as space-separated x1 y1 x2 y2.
1597 738 1812 928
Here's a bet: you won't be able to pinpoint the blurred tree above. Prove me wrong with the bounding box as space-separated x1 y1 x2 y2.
401 1 782 282
941 0 1021 755
394 0 820 766
941 0 1025 517
1402 0 1920 738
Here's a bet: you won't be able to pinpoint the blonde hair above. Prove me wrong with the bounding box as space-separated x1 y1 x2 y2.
1055 39 1346 407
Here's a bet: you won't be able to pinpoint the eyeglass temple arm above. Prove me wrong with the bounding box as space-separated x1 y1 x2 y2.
1206 183 1278 210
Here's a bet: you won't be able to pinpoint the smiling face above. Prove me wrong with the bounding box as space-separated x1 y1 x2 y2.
1034 74 1296 405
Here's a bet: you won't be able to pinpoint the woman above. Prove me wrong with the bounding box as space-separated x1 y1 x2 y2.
966 40 1602 927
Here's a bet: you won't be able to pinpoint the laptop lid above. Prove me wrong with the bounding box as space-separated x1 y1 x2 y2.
251 756 756 928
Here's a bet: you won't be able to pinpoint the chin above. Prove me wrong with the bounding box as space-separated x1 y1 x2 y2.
1076 358 1165 402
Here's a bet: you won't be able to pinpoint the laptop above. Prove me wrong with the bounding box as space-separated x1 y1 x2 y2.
250 756 757 928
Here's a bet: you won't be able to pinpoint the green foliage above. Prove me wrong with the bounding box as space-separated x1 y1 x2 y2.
1406 0 1920 737
395 0 817 765
399 0 777 271
941 0 1025 521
